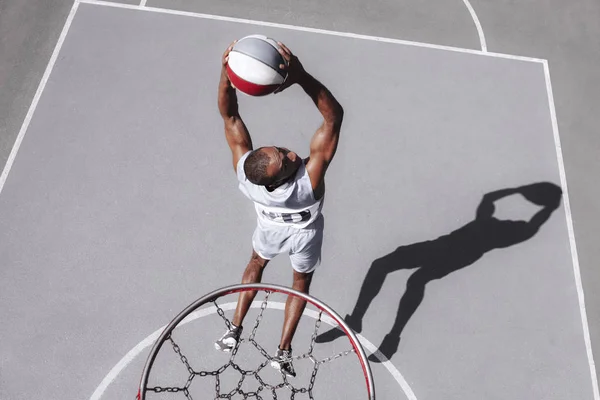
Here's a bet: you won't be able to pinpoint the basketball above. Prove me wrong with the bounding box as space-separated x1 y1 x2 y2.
226 34 288 96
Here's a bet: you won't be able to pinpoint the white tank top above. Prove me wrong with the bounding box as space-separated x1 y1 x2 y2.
237 151 323 229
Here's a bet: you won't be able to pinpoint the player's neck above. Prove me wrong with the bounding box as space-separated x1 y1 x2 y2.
266 176 293 192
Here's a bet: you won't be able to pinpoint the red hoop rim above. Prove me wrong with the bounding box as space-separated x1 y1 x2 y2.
137 283 375 400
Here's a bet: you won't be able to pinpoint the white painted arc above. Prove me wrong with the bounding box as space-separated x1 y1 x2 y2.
228 51 285 85
89 301 418 400
461 0 487 52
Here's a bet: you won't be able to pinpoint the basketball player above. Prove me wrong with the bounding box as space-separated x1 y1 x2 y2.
214 41 344 377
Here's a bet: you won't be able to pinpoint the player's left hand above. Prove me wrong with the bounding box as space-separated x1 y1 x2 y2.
274 42 307 94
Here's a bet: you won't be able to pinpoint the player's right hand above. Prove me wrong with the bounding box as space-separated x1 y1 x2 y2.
222 40 237 68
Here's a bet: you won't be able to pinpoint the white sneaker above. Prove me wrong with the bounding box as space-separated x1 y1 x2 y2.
214 324 242 352
270 346 296 377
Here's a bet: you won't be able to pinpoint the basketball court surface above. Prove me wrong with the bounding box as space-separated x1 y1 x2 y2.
0 1 598 399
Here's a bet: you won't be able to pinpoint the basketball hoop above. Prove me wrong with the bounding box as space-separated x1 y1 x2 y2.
136 283 375 399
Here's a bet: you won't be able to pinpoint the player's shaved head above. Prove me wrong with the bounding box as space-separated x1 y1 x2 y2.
244 147 277 185
244 146 302 188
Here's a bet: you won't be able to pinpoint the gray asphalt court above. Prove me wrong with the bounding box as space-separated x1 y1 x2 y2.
0 1 597 400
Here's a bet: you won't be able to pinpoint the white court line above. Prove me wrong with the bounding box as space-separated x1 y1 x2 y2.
79 0 543 63
89 301 418 400
0 1 80 196
543 60 600 400
461 0 487 52
139 0 146 7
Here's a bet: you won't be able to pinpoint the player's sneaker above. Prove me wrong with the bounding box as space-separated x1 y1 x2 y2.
214 324 242 352
270 346 296 377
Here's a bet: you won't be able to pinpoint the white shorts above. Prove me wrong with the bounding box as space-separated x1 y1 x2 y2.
252 215 324 274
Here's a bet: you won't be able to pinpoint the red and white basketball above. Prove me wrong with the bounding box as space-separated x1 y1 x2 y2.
226 35 288 96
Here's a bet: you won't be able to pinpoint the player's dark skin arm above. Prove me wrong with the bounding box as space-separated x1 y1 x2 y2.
275 43 343 351
298 72 344 199
218 42 269 329
276 42 344 200
298 72 344 127
218 42 253 171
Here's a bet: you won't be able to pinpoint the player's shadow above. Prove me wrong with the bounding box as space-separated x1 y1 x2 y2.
315 182 563 362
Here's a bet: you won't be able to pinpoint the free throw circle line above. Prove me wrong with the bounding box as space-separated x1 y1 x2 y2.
89 301 417 400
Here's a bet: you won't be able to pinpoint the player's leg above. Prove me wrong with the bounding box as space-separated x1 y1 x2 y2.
232 250 270 327
215 250 269 352
279 269 314 350
216 222 285 352
271 269 312 377
232 222 286 329
271 216 323 376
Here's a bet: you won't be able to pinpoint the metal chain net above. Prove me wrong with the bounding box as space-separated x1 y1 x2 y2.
146 291 356 399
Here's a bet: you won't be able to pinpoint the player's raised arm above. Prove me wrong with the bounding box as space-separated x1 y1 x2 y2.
275 43 343 198
218 41 253 171
301 73 344 192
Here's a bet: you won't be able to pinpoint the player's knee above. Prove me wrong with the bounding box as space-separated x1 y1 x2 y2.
296 271 313 282
250 251 269 269
292 270 313 290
